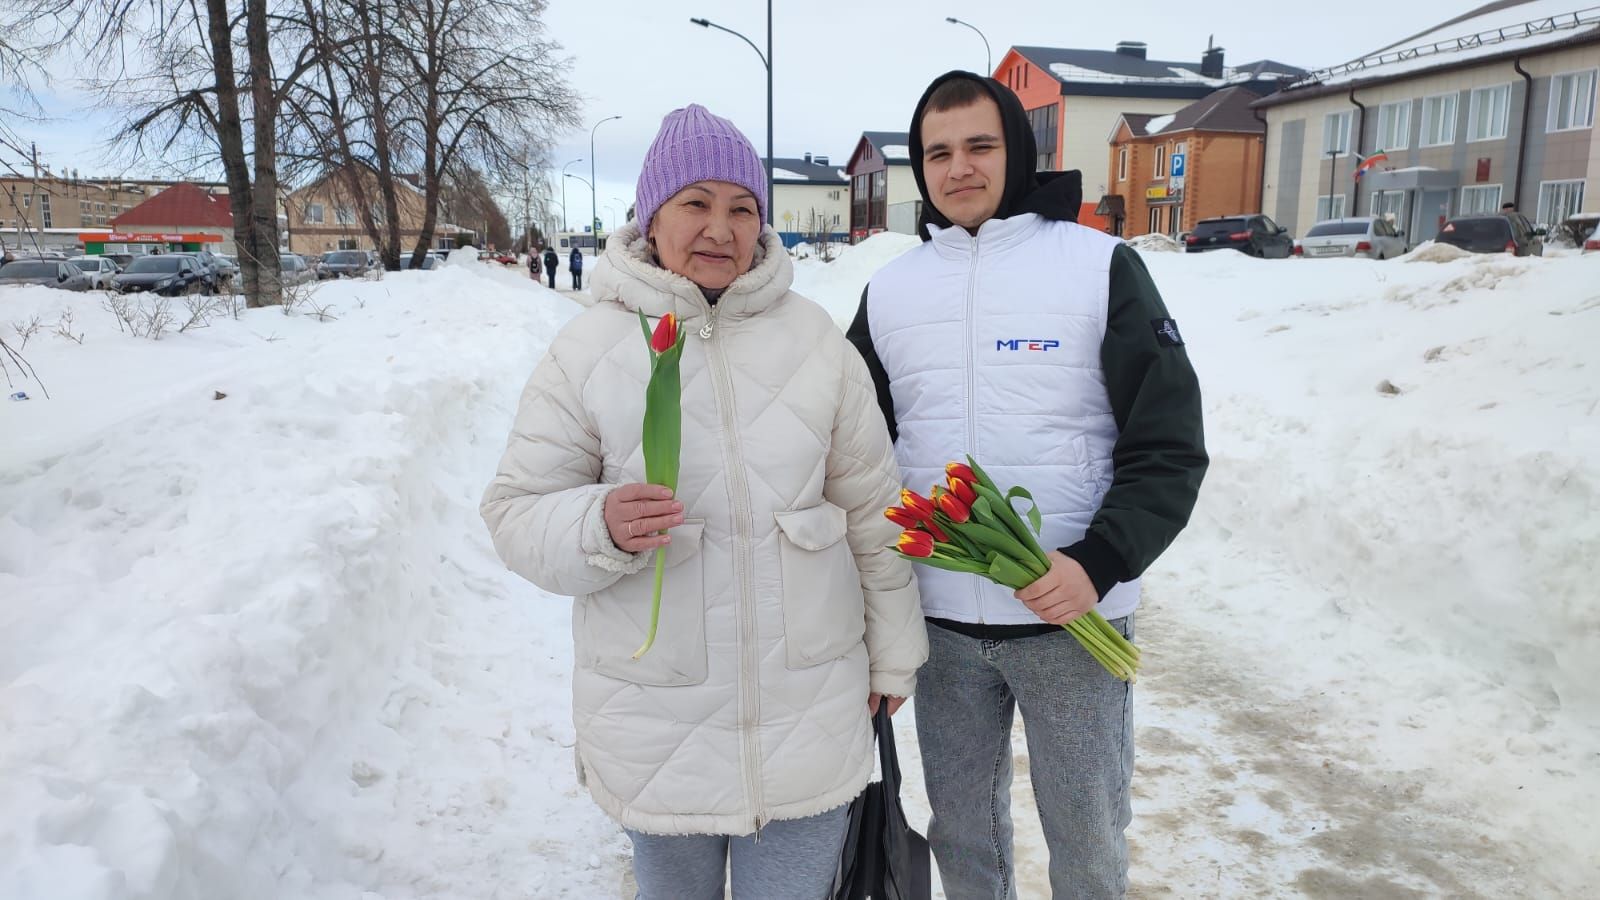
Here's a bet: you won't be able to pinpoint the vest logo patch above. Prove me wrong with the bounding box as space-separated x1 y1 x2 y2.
1151 319 1184 347
995 339 1061 352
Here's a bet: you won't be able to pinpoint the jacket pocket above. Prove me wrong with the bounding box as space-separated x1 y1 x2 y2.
773 502 866 668
577 520 708 686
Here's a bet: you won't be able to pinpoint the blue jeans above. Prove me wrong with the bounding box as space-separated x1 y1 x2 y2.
626 804 850 900
915 618 1134 899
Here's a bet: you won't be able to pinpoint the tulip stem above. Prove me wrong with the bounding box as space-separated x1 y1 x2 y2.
632 547 666 659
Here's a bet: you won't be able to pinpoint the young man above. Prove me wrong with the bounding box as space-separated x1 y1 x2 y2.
847 71 1208 898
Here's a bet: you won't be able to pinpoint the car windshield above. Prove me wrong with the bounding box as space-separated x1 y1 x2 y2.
325 251 365 264
0 261 57 277
125 257 184 273
282 256 303 270
1441 218 1511 242
1195 218 1248 235
1306 221 1370 237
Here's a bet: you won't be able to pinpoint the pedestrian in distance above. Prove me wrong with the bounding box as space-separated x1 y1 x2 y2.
570 245 584 290
848 70 1209 899
543 245 559 289
482 102 927 900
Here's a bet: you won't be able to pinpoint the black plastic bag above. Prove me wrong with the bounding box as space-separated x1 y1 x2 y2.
832 704 932 900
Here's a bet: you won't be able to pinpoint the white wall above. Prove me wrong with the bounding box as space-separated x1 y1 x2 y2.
1062 95 1190 194
772 182 849 234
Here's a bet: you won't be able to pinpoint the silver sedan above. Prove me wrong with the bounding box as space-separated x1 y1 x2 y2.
1295 216 1408 260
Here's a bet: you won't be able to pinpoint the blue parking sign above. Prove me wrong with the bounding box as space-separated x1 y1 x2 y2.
1171 153 1186 178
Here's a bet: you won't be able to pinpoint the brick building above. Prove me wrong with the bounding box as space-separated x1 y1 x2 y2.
1104 86 1268 237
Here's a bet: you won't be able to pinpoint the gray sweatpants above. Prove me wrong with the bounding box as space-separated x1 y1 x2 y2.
625 804 850 900
915 617 1135 900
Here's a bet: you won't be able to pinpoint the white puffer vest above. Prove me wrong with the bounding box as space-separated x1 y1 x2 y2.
481 223 927 835
867 213 1142 622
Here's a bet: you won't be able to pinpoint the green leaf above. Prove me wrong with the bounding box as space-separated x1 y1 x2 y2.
966 454 1002 493
987 553 1037 591
638 310 655 348
955 522 1045 578
898 552 990 576
1006 485 1044 535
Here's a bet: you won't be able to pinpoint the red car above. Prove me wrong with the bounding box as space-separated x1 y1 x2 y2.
491 252 517 265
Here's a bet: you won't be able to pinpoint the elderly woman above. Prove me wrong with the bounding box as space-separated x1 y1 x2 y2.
481 104 927 898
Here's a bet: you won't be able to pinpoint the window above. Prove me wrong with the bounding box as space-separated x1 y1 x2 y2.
1026 105 1057 169
337 238 358 250
1548 71 1596 132
828 190 841 201
22 194 29 209
1375 101 1410 151
306 202 325 224
1117 147 1128 182
1148 206 1162 234
335 205 355 225
1467 84 1510 141
40 194 51 228
1323 110 1353 155
851 174 868 229
870 170 887 230
832 213 840 226
1153 145 1166 178
1460 184 1503 214
1537 180 1585 227
1314 195 1347 220
1376 190 1406 227
80 201 89 212
1421 93 1457 146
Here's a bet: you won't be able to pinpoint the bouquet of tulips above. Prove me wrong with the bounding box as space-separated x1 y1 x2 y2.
632 310 688 660
887 457 1141 682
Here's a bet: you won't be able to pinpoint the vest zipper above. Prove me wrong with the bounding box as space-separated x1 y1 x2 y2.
964 232 984 624
701 307 766 833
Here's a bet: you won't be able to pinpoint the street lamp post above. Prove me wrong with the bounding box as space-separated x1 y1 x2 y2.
590 116 622 246
560 158 584 232
945 17 991 74
690 4 773 226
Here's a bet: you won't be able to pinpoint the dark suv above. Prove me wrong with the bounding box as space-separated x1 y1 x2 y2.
1185 214 1295 258
1435 214 1545 256
318 249 373 279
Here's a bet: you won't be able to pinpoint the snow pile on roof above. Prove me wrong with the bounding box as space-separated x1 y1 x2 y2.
879 145 911 161
772 167 808 180
1294 0 1600 89
1144 114 1177 134
1126 232 1183 252
1050 61 1224 86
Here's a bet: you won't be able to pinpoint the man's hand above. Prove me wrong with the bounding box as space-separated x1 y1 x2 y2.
867 693 907 717
1014 551 1099 626
604 483 683 553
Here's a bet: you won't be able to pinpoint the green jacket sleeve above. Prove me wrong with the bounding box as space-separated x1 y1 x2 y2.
1059 244 1208 598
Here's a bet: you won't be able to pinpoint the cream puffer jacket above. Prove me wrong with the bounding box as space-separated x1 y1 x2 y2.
481 222 927 836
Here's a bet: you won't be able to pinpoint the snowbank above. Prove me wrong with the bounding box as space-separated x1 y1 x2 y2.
790 231 920 326
0 268 626 898
1126 232 1183 253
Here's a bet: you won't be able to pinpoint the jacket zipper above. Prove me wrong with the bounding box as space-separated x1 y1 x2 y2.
964 232 984 624
700 307 766 834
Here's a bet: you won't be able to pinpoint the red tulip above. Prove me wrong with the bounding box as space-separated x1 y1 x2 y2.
885 506 921 530
900 489 936 520
897 530 935 558
947 473 978 506
650 313 678 353
935 488 971 523
946 462 977 485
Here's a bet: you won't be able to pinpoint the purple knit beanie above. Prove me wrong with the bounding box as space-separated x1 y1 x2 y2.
635 104 767 235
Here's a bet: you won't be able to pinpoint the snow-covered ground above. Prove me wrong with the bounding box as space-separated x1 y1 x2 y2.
2 237 1596 898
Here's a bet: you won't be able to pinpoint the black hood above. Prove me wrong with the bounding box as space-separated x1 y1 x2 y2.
910 70 1081 240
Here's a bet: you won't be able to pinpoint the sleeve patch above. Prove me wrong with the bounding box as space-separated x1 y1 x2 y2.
1151 318 1185 347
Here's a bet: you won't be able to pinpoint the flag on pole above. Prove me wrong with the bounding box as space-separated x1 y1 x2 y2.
1353 151 1390 181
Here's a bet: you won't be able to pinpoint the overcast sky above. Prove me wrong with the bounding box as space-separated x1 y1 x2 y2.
8 0 1474 229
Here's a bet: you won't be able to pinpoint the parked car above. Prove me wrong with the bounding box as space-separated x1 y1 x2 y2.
106 253 137 270
165 253 220 292
1585 235 1600 253
0 258 92 291
68 255 121 288
490 251 516 265
213 254 238 283
1185 215 1295 258
279 253 316 287
111 254 209 295
1435 214 1544 257
319 249 372 279
403 252 442 270
1293 217 1407 260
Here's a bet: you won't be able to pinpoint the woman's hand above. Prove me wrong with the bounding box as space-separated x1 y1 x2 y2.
604 484 683 553
867 693 907 717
